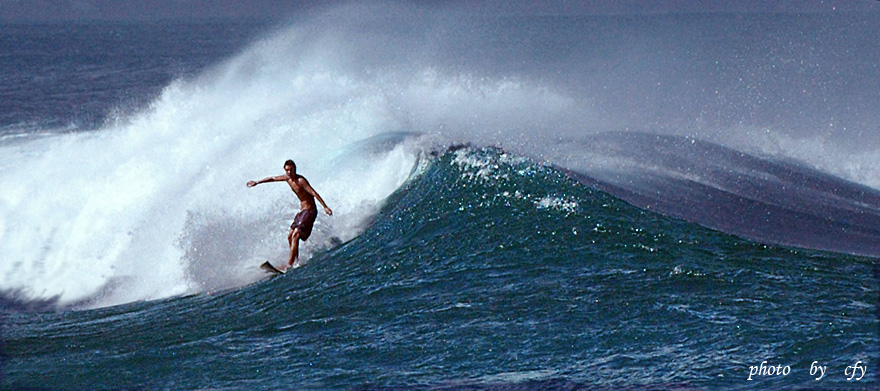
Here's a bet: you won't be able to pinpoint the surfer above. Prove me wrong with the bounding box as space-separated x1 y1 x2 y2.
247 159 333 272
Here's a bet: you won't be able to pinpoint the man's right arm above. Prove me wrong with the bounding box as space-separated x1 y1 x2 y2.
247 175 285 187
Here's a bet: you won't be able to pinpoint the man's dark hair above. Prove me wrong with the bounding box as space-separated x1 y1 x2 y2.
284 159 296 171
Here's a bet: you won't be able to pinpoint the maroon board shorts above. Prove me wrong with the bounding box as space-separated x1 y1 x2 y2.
290 208 318 241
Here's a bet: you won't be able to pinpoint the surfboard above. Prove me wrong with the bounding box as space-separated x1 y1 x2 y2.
260 261 285 275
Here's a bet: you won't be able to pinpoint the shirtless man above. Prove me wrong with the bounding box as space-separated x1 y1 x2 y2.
247 159 332 271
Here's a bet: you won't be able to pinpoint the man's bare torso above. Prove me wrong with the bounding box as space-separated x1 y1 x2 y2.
286 175 317 210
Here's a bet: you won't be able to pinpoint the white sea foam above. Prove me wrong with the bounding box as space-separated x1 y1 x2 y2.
0 10 574 309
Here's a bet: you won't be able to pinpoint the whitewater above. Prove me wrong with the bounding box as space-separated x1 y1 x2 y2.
0 6 589 308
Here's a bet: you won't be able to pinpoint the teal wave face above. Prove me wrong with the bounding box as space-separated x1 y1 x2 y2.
3 148 877 390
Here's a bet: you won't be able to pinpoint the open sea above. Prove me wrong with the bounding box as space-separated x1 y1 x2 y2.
2 4 879 390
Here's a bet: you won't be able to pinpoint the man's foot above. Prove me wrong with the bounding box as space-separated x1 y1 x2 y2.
283 260 306 272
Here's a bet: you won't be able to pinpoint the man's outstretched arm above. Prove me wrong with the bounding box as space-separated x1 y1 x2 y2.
247 175 286 187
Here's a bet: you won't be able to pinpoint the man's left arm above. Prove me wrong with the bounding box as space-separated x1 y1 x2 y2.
303 179 333 216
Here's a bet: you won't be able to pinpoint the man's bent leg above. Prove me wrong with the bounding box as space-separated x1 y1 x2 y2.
286 229 301 270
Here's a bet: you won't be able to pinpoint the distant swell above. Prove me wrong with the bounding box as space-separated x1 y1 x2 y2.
564 132 880 258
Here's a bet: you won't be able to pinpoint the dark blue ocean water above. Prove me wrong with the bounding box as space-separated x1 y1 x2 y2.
2 8 879 390
0 20 267 131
